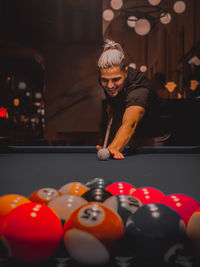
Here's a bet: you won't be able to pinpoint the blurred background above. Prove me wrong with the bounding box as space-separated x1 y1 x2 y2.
0 0 200 147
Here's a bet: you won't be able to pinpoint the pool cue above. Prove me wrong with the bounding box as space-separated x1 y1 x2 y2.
103 116 113 149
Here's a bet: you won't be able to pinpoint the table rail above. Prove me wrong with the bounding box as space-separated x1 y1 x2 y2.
1 145 200 154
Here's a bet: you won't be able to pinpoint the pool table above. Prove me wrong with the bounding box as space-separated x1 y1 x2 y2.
0 145 200 267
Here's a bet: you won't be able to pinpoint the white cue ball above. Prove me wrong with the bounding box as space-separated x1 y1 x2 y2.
97 149 110 160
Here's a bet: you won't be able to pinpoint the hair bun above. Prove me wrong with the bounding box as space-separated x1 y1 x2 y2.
104 39 117 50
103 39 124 53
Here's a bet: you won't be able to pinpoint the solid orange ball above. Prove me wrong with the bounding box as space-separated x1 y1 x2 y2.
0 194 31 223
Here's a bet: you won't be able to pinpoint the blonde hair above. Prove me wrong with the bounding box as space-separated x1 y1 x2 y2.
98 39 127 70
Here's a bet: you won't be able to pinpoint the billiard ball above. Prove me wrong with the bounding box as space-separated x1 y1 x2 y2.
97 148 110 160
103 194 143 225
187 207 200 249
0 194 30 261
106 182 136 196
103 194 143 257
161 193 200 226
59 182 89 196
85 177 112 189
0 194 31 220
63 202 124 265
48 194 88 224
81 187 113 202
131 187 166 204
28 187 61 205
125 203 188 262
1 202 63 262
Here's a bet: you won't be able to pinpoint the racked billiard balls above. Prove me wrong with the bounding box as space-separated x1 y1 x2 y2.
63 202 124 265
1 202 63 262
28 187 61 205
81 187 113 203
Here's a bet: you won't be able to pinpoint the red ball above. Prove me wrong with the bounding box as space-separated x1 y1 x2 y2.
106 182 136 196
1 202 63 262
161 193 200 226
131 187 166 204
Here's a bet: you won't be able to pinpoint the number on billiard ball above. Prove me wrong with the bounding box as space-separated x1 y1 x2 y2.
103 194 143 225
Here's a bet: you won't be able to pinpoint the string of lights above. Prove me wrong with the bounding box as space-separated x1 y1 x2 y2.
103 0 186 36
